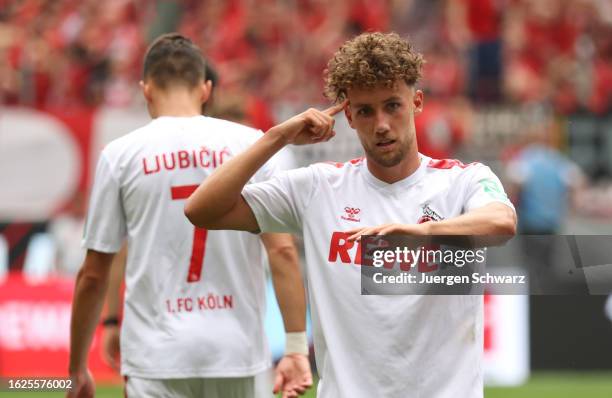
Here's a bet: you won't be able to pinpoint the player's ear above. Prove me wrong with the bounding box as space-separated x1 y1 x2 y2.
413 89 424 115
140 80 152 103
200 80 212 104
344 101 354 128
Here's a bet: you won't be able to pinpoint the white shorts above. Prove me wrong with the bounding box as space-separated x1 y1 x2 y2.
125 370 273 398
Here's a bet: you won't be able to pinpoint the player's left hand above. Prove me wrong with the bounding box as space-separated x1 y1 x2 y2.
101 325 121 372
346 223 430 242
273 354 313 398
67 368 94 398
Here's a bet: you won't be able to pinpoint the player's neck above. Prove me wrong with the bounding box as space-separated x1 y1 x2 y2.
366 149 421 184
150 90 203 118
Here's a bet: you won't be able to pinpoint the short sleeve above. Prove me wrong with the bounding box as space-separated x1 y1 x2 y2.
242 166 317 234
463 164 515 213
81 152 126 253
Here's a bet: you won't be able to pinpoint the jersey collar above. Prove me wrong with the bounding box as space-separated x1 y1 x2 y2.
361 154 429 191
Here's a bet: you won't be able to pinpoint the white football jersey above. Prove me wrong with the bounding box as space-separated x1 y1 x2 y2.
83 115 279 378
243 155 515 398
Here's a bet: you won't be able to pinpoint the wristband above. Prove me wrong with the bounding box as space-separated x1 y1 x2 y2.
285 332 308 356
102 316 120 327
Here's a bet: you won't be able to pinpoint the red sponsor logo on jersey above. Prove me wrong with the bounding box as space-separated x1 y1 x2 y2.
328 232 362 265
328 231 439 272
341 207 361 222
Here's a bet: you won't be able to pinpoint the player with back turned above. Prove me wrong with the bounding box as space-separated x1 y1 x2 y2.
185 32 517 398
68 33 311 398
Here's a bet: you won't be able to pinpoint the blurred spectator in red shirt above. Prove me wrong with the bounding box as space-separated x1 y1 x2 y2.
415 98 469 160
447 0 504 102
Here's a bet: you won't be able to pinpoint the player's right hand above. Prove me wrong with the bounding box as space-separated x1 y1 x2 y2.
101 325 121 372
67 369 94 398
272 100 347 146
273 353 313 398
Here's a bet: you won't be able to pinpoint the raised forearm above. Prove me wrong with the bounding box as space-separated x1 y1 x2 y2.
185 104 343 229
426 203 517 236
185 129 287 228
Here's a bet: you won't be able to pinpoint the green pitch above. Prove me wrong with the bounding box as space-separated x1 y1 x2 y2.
485 372 612 398
1 372 610 397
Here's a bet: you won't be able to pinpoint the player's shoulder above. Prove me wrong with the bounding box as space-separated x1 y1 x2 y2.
312 157 365 178
424 157 489 180
313 157 365 173
309 157 365 186
202 116 263 143
101 121 156 159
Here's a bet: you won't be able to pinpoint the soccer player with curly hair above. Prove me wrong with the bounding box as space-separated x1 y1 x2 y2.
186 32 516 397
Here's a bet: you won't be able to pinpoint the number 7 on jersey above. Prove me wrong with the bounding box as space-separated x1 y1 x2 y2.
171 185 207 283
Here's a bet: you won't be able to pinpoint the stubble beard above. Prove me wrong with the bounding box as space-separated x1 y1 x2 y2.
365 137 410 168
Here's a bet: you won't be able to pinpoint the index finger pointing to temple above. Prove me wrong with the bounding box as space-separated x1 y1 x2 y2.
323 99 348 117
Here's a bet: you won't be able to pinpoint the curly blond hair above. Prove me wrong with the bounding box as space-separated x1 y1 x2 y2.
324 32 424 102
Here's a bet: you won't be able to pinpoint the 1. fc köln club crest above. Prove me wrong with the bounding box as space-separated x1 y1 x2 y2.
417 204 444 224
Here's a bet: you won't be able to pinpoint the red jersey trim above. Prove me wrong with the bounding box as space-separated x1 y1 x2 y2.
427 158 477 169
319 157 365 168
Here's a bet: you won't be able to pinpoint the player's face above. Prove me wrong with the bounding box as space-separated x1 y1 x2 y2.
345 82 423 168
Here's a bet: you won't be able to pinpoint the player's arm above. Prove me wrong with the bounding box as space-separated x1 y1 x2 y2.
68 249 115 398
347 202 516 241
424 202 516 236
101 243 126 372
260 233 312 397
184 102 346 231
261 233 306 333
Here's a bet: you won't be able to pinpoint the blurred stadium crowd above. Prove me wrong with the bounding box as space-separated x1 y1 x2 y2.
1 0 611 115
